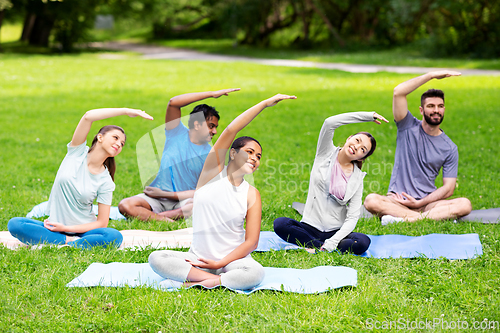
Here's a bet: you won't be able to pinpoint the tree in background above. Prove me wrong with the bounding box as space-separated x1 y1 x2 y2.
10 0 106 52
0 0 13 45
105 0 223 39
2 0 499 57
430 0 500 57
228 0 298 47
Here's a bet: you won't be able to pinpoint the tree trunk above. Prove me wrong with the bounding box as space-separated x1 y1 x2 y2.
299 1 310 43
306 0 345 46
0 10 4 30
28 15 55 47
0 10 4 49
21 13 37 41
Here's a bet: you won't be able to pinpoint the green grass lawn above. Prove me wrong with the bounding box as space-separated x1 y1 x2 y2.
1 53 499 332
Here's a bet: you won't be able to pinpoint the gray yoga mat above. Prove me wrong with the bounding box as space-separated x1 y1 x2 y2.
459 208 500 224
292 202 499 224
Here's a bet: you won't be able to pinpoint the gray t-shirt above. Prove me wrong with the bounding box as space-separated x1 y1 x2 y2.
46 142 115 226
388 111 458 200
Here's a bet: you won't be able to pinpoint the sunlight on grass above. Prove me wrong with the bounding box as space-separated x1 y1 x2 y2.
0 23 22 43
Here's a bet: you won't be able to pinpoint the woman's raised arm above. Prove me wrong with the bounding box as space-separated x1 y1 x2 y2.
315 112 387 158
197 94 296 188
71 108 153 147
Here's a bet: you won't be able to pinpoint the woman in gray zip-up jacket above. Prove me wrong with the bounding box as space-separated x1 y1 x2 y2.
274 111 388 254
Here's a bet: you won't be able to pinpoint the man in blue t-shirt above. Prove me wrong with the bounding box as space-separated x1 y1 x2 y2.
364 71 472 224
119 89 240 221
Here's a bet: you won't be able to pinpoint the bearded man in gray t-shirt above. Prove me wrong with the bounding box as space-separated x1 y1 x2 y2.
364 70 472 224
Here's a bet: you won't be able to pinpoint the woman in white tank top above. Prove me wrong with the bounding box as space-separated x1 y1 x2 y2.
149 94 296 290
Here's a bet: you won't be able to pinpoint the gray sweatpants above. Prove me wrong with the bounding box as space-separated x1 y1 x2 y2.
148 250 265 290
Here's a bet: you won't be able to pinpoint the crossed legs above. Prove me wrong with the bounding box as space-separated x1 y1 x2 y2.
273 217 371 254
148 250 264 290
364 193 472 222
8 218 123 248
118 196 192 222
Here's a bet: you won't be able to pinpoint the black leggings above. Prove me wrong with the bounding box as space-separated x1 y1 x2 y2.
273 217 371 254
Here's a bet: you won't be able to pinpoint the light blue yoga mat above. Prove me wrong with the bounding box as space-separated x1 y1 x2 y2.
26 201 126 220
66 262 357 294
256 231 482 259
360 233 482 259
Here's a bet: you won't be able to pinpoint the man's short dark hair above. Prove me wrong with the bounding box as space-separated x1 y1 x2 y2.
188 104 220 129
421 89 445 107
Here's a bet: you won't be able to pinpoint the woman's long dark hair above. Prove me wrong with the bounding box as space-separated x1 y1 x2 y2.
88 125 126 181
352 131 376 170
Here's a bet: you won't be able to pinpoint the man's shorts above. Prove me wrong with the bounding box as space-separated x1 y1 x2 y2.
135 193 191 214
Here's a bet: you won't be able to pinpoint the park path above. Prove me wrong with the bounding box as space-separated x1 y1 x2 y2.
93 41 500 76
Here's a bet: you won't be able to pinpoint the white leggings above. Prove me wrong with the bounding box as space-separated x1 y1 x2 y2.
148 250 265 290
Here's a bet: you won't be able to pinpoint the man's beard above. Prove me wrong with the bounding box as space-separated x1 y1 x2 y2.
424 112 444 125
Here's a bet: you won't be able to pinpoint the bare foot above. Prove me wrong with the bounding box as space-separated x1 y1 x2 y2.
156 212 175 222
66 236 80 244
183 277 221 288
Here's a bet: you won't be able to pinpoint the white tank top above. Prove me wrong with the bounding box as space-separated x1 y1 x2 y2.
190 167 250 261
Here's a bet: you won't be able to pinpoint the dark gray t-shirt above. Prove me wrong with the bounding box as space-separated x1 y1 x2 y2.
388 111 458 200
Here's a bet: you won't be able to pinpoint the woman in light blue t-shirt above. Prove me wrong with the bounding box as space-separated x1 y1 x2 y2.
8 108 153 249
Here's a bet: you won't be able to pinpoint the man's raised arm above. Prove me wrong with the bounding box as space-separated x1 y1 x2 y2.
393 70 461 122
165 89 240 130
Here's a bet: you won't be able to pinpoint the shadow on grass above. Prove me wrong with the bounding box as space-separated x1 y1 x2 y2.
0 41 127 56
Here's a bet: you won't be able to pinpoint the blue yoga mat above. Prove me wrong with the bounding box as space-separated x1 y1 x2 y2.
26 201 126 220
66 262 357 294
256 231 482 259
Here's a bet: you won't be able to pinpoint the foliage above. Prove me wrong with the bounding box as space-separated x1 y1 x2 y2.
133 0 500 57
3 0 500 56
51 0 106 52
0 0 12 11
4 0 109 51
426 0 500 57
102 0 225 39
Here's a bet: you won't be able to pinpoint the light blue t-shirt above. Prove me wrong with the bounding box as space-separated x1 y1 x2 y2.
149 122 211 192
46 142 115 226
388 111 458 200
